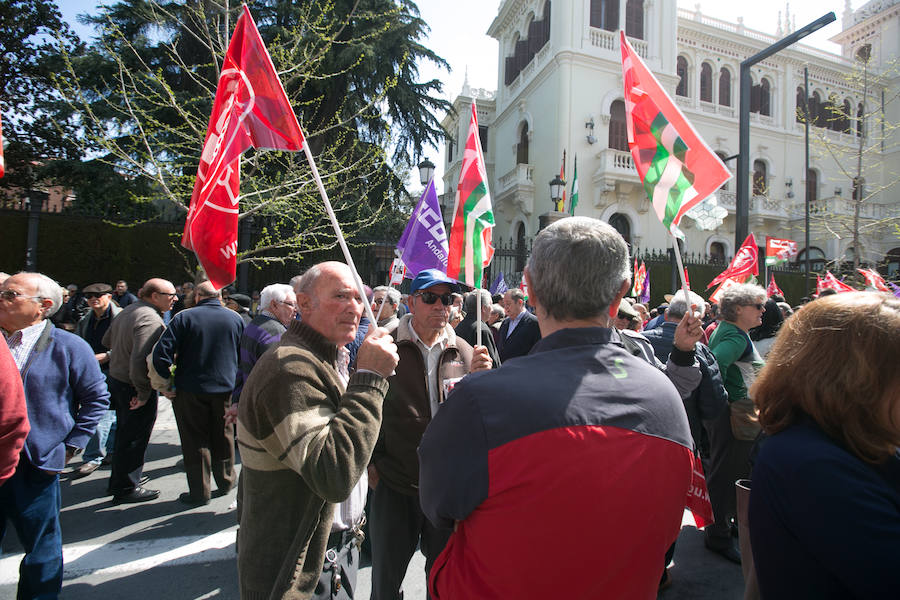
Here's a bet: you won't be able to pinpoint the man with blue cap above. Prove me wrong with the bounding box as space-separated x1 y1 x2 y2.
368 269 492 600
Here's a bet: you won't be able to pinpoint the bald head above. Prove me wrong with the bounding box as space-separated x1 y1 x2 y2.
195 281 220 300
297 261 354 297
139 278 176 313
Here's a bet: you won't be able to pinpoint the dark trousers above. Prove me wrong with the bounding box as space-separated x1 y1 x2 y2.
0 458 63 600
369 482 452 600
108 377 158 496
172 390 235 502
703 406 754 547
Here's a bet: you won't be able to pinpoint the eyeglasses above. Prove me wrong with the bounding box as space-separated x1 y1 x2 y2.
0 290 43 302
154 291 177 298
84 292 110 299
745 303 765 310
277 300 297 310
414 291 452 306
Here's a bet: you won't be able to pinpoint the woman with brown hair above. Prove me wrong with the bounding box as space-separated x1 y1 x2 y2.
748 292 900 598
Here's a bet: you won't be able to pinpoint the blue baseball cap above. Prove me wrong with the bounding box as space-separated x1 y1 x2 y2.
410 269 460 294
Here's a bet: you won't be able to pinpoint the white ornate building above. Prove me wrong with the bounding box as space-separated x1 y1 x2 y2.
439 0 900 279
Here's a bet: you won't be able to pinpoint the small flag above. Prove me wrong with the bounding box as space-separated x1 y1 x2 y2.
767 273 784 298
556 157 566 212
389 258 406 285
858 268 889 292
620 32 731 238
631 258 646 297
765 237 798 266
569 156 579 215
686 455 714 529
640 267 651 304
519 278 528 300
182 5 306 290
708 234 759 289
490 273 509 295
820 271 856 293
396 179 449 278
447 101 495 288
683 267 690 288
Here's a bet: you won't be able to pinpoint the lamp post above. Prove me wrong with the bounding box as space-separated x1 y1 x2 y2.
549 174 565 211
735 11 836 253
417 158 435 186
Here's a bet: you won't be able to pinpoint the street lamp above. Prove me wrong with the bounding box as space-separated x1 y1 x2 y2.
735 11 836 252
417 158 435 186
549 174 565 210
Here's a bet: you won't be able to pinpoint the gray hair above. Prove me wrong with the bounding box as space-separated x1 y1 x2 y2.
19 272 64 317
464 289 492 314
491 304 505 319
526 217 630 320
260 284 294 311
289 274 304 294
373 286 400 306
719 283 767 322
667 290 706 320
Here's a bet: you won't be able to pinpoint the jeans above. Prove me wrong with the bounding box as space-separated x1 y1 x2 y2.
0 458 63 600
82 410 117 464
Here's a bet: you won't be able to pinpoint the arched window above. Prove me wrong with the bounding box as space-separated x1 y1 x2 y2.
841 99 852 133
517 122 529 164
710 242 726 264
719 68 731 107
759 79 771 116
625 0 644 40
797 247 826 272
609 213 631 247
515 222 527 273
795 86 806 123
609 100 628 151
753 160 767 196
700 63 713 102
813 92 826 128
505 34 521 85
885 247 900 278
676 56 688 97
806 169 818 203
856 103 864 138
590 0 618 31
826 94 840 131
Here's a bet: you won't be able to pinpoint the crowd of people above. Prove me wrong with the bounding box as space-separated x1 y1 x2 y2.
1 215 898 600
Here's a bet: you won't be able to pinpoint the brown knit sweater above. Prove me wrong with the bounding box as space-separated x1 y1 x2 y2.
236 320 388 600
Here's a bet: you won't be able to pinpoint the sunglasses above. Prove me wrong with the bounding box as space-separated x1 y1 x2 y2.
84 292 109 299
414 291 452 306
746 303 765 310
0 290 44 302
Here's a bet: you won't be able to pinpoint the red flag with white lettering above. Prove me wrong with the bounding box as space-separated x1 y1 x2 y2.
182 5 305 289
686 454 714 528
858 268 889 292
708 234 759 289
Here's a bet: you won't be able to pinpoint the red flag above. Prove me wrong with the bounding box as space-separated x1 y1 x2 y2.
709 276 745 304
767 274 784 298
557 157 566 212
816 274 825 295
765 237 798 266
707 234 759 289
0 113 5 178
182 5 305 290
820 271 856 293
683 267 690 288
858 268 889 292
686 455 714 529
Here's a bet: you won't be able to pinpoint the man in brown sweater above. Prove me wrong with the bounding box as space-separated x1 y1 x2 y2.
236 262 398 600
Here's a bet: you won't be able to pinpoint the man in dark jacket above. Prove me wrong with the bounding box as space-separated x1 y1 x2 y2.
368 269 491 600
0 272 109 598
455 289 500 368
498 288 541 361
152 281 243 506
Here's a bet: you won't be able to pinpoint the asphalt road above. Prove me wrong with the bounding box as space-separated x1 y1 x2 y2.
1 401 744 599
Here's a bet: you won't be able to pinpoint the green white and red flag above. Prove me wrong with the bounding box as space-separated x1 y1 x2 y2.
447 101 495 288
708 234 759 289
858 268 889 292
631 257 644 297
765 237 798 266
767 273 784 298
620 31 731 238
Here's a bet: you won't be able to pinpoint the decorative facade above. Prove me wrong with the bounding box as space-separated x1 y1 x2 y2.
439 0 900 282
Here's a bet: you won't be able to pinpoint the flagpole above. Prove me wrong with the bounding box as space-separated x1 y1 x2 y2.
670 234 693 311
301 143 377 324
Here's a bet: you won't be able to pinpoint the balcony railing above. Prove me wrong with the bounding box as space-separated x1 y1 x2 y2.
589 28 647 58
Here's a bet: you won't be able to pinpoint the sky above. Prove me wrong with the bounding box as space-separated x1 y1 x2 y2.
60 0 865 192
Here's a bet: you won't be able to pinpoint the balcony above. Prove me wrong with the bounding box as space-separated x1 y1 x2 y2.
805 196 897 220
716 190 789 221
495 163 536 215
589 29 647 58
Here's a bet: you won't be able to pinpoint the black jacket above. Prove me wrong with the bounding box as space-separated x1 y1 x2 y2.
498 310 541 362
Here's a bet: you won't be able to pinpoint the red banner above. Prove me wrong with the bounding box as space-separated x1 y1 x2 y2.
708 234 759 289
858 268 889 292
182 5 306 290
767 273 784 298
686 454 714 529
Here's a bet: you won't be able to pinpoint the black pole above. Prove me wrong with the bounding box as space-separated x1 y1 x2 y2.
25 191 44 272
804 68 811 298
736 12 836 251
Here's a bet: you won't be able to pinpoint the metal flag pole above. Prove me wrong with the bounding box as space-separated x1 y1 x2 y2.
301 143 377 324
670 234 694 312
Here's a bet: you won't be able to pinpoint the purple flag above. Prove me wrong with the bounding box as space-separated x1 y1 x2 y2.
888 281 900 299
397 179 449 277
490 272 508 295
639 270 651 304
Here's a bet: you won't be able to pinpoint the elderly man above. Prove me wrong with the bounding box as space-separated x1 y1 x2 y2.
419 218 698 599
237 261 398 600
103 278 176 503
368 269 492 600
372 285 401 333
152 281 243 506
498 287 541 361
454 288 500 368
72 283 122 478
226 283 297 426
0 272 109 598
